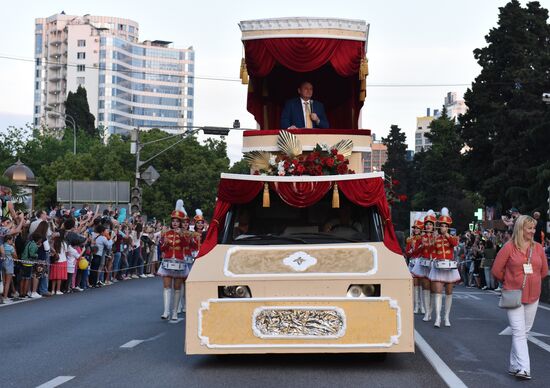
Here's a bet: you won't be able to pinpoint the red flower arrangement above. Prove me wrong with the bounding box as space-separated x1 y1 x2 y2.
267 144 355 176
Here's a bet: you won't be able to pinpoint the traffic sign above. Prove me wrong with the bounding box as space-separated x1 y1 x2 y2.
141 165 160 186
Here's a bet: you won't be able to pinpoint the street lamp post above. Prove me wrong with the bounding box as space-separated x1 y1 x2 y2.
44 107 77 155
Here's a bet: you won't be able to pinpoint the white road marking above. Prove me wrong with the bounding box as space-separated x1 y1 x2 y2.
414 330 468 388
528 335 550 353
498 327 549 337
453 293 481 300
120 333 165 349
35 376 75 388
537 304 550 312
120 340 144 348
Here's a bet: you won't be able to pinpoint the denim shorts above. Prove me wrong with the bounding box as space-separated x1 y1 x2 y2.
2 257 14 275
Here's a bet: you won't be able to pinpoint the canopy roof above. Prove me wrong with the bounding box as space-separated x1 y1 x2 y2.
239 17 370 130
198 172 401 257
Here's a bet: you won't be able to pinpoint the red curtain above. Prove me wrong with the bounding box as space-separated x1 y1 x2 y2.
198 180 263 258
244 39 363 77
242 38 365 130
198 177 402 258
338 178 402 255
271 181 331 208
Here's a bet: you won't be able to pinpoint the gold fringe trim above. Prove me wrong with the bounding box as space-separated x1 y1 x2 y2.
332 182 340 208
262 182 270 208
359 78 366 102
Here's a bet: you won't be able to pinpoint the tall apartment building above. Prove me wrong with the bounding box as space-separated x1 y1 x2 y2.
363 141 387 173
414 91 468 152
34 12 194 135
414 109 435 153
444 92 467 122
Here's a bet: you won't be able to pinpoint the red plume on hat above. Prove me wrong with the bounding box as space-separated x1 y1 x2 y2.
438 207 452 225
171 199 187 220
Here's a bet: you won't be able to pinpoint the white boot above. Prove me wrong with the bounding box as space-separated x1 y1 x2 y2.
444 294 453 327
181 286 186 313
413 286 420 314
177 287 185 313
161 288 171 320
171 289 181 321
422 290 432 321
420 287 425 314
433 293 442 328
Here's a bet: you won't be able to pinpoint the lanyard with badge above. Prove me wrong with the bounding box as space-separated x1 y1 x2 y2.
523 246 533 275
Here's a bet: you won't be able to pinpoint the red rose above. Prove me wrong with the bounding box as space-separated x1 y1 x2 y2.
325 158 335 167
331 148 338 156
392 179 400 186
253 170 260 175
284 161 290 169
315 165 323 174
337 163 348 174
292 159 299 165
399 194 408 202
296 164 305 175
306 154 315 162
336 154 345 162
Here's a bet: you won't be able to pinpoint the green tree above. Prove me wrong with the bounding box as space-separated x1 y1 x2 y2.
381 124 411 231
65 85 97 137
412 108 473 231
228 158 251 174
460 0 550 214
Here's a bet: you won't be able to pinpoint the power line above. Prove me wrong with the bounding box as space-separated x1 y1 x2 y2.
0 52 472 87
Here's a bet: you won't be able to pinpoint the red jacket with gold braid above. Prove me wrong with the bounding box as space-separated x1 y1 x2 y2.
405 234 423 259
420 232 436 258
160 230 186 260
433 234 458 260
181 231 201 256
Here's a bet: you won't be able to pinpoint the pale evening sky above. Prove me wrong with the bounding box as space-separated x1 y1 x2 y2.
0 0 546 162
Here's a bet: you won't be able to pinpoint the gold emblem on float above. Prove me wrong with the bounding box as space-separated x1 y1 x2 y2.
223 244 377 276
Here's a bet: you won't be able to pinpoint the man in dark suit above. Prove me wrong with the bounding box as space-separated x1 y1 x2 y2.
280 81 329 129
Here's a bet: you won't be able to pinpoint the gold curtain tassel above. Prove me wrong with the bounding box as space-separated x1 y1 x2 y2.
240 58 249 84
359 78 366 102
262 182 270 207
332 182 340 208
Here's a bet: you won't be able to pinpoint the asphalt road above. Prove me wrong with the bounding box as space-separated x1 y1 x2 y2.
1 278 548 388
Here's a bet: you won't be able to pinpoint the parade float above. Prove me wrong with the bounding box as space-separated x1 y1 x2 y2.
185 17 413 355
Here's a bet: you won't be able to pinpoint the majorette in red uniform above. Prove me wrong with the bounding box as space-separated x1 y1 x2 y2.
428 207 459 327
193 208 207 243
175 209 201 315
406 217 425 314
411 210 437 322
158 200 190 321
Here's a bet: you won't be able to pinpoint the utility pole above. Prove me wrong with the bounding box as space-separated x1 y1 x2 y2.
134 127 141 188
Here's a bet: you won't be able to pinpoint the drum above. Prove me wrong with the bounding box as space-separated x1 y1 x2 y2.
162 259 186 271
420 258 432 267
433 259 458 270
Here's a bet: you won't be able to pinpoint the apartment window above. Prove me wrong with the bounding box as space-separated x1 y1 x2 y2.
415 133 422 139
36 58 41 66
118 24 125 31
35 69 40 78
77 52 86 59
34 106 40 114
35 81 40 90
77 39 86 47
417 126 422 130
128 25 135 33
77 77 85 85
77 64 85 72
34 118 39 126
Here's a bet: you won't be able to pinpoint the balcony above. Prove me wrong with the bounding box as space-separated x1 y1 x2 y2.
49 40 63 46
48 63 64 70
49 52 63 60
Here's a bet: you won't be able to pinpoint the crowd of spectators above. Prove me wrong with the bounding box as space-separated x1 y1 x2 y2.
455 211 550 291
1 201 206 304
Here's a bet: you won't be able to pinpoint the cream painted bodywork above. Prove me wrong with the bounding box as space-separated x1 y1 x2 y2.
185 242 413 354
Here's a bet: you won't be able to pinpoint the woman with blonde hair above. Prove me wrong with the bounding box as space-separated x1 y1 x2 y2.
492 215 548 380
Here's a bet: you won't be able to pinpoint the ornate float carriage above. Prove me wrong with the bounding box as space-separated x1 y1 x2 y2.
185 17 413 355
